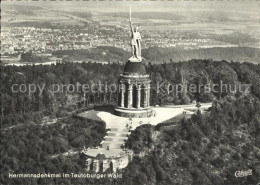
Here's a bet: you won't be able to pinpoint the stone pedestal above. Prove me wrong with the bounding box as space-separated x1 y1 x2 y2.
115 60 152 118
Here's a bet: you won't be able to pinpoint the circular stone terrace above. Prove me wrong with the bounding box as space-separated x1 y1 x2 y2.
78 103 212 161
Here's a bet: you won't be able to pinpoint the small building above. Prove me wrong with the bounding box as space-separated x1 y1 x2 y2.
81 148 133 173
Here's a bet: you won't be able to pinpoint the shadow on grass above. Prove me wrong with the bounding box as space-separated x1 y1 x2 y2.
94 104 115 114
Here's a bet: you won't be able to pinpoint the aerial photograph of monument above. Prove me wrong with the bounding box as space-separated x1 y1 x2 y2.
1 1 260 185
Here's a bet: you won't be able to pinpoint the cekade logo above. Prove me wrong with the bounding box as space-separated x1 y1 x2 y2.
234 169 252 177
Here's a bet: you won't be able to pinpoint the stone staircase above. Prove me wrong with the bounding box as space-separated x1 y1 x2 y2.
100 127 131 149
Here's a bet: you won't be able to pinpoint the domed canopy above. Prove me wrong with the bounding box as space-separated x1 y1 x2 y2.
123 61 147 75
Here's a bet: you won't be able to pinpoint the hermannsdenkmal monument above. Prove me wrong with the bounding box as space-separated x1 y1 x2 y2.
81 8 153 173
80 8 211 172
114 12 154 118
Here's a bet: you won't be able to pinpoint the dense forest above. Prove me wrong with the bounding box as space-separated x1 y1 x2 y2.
1 59 260 185
0 117 106 185
1 59 260 129
53 46 131 63
123 97 260 185
1 93 259 185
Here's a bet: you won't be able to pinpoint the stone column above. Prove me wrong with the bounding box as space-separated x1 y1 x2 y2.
120 84 125 108
85 158 92 171
127 83 133 108
143 86 148 108
93 160 99 172
147 84 150 107
103 160 110 172
136 85 141 109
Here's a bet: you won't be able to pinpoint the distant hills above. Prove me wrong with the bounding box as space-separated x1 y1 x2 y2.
104 12 185 21
53 46 260 64
1 4 44 16
142 47 260 64
104 10 254 23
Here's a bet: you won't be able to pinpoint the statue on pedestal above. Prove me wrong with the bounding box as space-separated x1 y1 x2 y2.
129 7 142 61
